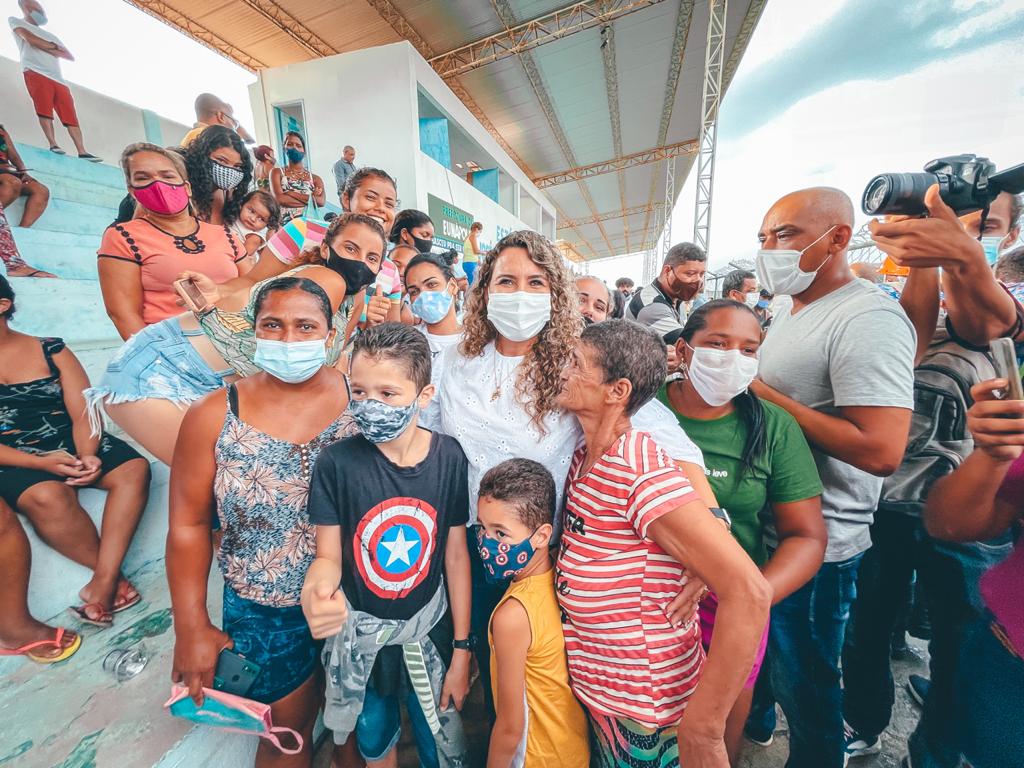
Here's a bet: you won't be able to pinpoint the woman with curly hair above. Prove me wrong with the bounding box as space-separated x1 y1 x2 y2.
182 124 252 226
421 229 710 716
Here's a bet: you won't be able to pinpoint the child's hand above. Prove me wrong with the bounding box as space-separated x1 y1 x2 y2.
439 649 471 711
301 579 348 639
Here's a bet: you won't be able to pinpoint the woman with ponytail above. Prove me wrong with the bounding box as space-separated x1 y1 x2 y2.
659 298 827 766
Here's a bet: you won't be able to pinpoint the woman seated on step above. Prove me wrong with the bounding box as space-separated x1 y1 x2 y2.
0 124 50 231
96 142 249 341
0 276 150 638
182 125 253 227
85 212 388 465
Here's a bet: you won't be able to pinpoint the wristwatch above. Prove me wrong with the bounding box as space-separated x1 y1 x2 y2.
453 635 476 651
709 507 732 531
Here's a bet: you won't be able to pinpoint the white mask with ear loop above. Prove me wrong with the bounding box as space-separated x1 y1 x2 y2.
756 225 837 296
684 344 759 407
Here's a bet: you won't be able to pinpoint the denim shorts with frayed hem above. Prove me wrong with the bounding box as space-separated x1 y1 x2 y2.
83 317 232 434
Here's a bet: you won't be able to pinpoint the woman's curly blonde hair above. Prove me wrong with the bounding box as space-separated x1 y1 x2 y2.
459 230 583 432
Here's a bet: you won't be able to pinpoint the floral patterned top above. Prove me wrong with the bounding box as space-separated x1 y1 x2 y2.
0 338 72 454
214 385 358 606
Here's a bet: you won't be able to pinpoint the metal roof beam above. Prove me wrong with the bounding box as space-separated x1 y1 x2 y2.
235 0 337 59
560 203 655 229
122 1 266 71
600 23 631 253
531 138 698 188
722 0 767 90
429 0 664 78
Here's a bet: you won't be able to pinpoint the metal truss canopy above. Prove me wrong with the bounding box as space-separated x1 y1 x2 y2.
429 0 664 78
534 138 698 189
561 203 656 229
693 0 727 253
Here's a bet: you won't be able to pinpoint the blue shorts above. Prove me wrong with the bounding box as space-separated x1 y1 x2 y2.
84 318 231 426
356 682 438 766
221 585 319 704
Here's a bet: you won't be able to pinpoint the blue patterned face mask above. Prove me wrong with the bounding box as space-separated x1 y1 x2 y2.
410 289 453 325
348 397 419 443
477 527 537 584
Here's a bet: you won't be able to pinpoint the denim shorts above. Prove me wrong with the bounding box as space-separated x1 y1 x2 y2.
84 318 232 428
355 682 438 766
221 585 319 704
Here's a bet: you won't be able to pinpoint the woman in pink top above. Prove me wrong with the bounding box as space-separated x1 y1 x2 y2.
924 376 1024 767
97 143 246 340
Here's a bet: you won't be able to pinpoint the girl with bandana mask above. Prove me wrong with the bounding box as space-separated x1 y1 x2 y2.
182 125 252 226
86 214 385 466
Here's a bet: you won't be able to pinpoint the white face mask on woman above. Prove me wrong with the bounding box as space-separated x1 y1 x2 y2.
756 225 837 296
685 345 759 407
487 291 551 342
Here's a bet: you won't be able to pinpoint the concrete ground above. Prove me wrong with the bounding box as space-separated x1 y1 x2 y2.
314 639 930 767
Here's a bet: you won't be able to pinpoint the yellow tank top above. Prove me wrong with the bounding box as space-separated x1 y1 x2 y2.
462 236 478 263
488 568 590 768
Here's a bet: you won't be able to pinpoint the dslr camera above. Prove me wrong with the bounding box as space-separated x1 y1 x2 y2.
862 154 1024 217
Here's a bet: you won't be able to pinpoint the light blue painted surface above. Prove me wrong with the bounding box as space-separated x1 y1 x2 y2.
142 109 165 145
15 143 125 187
471 168 499 204
418 117 451 168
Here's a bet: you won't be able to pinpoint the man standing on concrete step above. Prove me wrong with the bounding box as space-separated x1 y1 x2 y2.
8 0 101 162
332 145 358 204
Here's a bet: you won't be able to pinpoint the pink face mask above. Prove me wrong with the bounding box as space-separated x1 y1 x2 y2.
131 180 189 216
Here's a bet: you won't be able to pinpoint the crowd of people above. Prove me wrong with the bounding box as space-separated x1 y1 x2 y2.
0 32 1022 768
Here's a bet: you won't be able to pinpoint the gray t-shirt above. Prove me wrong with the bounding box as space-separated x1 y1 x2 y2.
759 278 915 562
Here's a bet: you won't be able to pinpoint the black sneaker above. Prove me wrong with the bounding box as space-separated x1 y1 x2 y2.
907 674 930 707
844 724 882 760
78 153 102 163
49 145 65 155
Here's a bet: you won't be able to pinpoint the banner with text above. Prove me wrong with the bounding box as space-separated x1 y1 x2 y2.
428 194 474 253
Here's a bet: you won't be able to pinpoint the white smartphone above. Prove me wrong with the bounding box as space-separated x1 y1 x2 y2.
990 337 1024 401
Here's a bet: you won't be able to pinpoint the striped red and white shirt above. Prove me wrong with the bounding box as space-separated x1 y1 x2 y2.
556 429 704 728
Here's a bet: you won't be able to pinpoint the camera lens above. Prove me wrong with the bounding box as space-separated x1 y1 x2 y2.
861 172 937 216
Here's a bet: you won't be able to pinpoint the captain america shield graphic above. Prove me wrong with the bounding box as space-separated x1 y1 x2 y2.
354 497 438 598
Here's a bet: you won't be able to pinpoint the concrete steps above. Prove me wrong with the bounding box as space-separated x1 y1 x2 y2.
8 276 119 344
8 228 101 279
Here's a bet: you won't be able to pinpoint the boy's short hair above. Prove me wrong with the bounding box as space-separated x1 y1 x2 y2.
478 459 556 530
351 322 431 390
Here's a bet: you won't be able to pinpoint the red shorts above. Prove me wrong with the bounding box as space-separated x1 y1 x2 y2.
23 70 78 127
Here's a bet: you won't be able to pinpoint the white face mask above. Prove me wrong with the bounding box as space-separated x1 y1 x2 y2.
744 292 760 309
756 226 837 296
685 345 759 407
487 291 551 342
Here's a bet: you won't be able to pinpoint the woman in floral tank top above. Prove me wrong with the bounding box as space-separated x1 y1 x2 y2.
168 277 356 767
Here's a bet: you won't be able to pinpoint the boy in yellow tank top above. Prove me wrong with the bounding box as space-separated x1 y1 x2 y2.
476 459 590 768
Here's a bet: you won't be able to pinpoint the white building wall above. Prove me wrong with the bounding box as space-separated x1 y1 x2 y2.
248 42 556 242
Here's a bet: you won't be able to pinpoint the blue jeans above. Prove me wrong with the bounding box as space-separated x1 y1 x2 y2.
907 537 1012 768
956 620 1024 768
355 683 438 767
748 553 863 768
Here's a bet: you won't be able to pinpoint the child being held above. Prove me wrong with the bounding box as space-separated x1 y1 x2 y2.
477 459 590 768
229 189 280 266
302 322 471 768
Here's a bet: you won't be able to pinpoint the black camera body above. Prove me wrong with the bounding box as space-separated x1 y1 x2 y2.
862 154 1024 217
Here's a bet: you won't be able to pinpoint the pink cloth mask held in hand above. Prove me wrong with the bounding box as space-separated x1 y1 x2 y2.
131 180 190 216
164 684 303 755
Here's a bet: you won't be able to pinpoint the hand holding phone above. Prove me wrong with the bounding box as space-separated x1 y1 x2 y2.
989 338 1024 401
214 648 261 696
173 277 210 314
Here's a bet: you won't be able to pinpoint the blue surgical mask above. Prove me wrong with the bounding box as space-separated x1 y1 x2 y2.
477 527 537 584
756 299 769 309
253 338 326 383
411 289 453 325
29 10 47 25
348 397 419 443
981 236 1004 266
285 148 305 165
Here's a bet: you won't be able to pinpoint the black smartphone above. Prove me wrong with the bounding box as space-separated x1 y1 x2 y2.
213 648 261 696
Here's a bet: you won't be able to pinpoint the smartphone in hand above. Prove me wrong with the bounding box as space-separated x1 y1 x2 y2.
213 648 261 696
173 277 209 314
990 337 1024 401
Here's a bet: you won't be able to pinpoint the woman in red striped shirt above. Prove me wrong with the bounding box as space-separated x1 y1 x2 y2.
556 319 771 768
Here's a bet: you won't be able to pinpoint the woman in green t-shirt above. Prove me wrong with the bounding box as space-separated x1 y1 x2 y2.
659 298 827 766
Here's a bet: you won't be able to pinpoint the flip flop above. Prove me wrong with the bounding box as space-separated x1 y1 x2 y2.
68 602 113 628
0 627 81 664
113 579 141 613
78 153 102 163
49 146 66 155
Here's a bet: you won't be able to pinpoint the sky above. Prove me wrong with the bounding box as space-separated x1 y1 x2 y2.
2 0 1023 286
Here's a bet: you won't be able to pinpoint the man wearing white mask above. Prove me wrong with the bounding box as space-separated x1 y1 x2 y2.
721 269 758 306
744 187 915 768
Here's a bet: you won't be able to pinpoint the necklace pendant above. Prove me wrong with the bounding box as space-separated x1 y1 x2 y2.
490 386 501 402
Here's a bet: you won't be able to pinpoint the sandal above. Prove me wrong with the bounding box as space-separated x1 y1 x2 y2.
0 627 81 663
78 153 102 163
113 579 141 613
49 146 66 155
68 602 113 628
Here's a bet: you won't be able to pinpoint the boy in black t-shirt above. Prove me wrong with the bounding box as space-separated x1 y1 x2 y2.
302 323 471 768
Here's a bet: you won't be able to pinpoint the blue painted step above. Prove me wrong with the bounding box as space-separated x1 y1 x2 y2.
9 195 116 235
10 227 103 279
8 276 120 344
14 142 124 187
19 167 127 209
